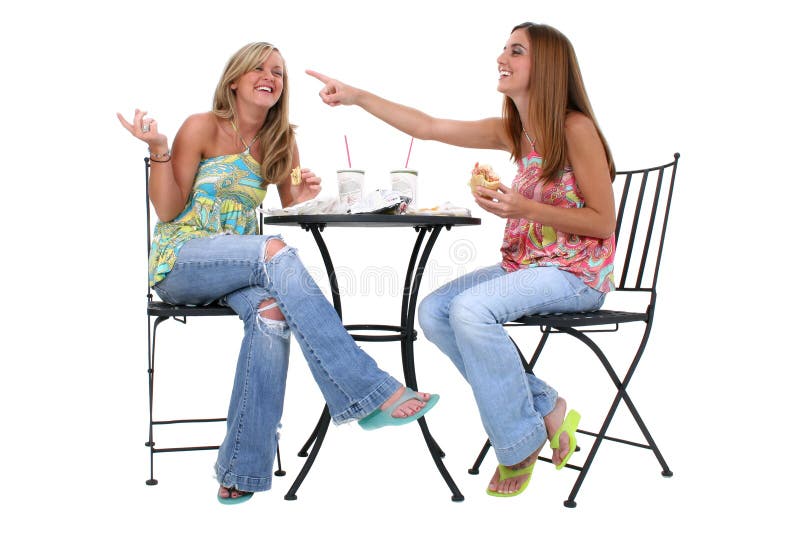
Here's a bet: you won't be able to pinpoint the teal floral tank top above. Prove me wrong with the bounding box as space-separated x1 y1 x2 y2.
149 151 267 286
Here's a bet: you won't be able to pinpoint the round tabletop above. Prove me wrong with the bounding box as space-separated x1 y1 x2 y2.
262 213 481 228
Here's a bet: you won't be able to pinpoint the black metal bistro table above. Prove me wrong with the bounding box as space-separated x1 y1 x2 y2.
262 213 480 502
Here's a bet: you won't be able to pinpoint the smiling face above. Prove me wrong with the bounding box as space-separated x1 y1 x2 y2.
231 50 285 110
497 28 532 99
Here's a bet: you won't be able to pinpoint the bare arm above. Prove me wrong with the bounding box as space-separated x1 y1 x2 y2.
474 113 616 238
559 113 616 237
306 70 509 151
117 110 208 222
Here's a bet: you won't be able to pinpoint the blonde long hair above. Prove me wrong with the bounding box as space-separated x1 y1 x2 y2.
212 42 295 186
502 23 614 182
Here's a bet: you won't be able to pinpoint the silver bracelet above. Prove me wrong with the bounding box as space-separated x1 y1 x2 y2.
149 149 171 162
149 148 171 158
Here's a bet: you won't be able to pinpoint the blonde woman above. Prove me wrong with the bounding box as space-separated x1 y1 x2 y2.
309 22 615 497
118 42 438 504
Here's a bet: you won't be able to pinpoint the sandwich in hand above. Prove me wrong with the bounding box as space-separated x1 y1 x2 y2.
469 162 500 196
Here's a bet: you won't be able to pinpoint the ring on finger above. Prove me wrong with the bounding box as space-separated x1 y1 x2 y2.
141 122 151 133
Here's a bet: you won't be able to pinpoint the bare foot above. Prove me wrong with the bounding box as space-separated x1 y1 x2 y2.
487 442 545 494
544 397 571 466
487 398 574 494
218 485 252 502
381 387 432 418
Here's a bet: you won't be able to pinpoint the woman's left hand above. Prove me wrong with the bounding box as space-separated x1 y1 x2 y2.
291 168 322 204
473 182 534 220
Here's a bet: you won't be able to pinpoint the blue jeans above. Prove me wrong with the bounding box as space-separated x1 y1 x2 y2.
154 234 402 492
418 264 605 466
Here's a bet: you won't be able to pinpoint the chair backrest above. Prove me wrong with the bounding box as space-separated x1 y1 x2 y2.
612 153 679 294
145 157 154 300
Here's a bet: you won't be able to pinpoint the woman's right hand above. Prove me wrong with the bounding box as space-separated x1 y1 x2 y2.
116 108 169 151
306 70 360 107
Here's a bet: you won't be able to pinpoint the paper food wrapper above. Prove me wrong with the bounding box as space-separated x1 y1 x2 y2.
406 202 472 217
348 189 410 214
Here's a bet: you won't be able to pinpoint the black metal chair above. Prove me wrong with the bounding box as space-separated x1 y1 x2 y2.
143 157 283 485
468 153 680 507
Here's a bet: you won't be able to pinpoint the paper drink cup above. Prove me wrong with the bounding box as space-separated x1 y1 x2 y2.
337 169 366 208
390 169 418 207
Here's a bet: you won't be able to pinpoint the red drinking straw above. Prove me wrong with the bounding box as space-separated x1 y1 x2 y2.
344 135 352 168
405 137 414 168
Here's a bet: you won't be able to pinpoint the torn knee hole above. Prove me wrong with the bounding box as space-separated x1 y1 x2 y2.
264 239 287 262
258 299 285 321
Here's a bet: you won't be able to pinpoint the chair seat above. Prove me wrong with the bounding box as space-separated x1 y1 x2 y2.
147 300 237 317
508 309 647 328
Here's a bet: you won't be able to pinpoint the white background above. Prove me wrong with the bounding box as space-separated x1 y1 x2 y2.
2 0 796 531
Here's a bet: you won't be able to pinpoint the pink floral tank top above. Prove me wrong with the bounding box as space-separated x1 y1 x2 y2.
500 150 615 293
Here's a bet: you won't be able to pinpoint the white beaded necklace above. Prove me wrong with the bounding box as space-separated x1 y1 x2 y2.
522 128 535 149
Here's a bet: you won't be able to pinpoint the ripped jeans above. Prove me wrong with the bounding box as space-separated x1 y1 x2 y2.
418 264 606 467
153 234 402 492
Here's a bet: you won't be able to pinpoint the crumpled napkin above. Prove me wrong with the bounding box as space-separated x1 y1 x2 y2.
406 202 472 217
349 189 410 214
259 196 347 216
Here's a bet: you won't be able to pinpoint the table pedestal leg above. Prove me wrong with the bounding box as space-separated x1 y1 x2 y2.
284 407 330 500
402 226 464 501
287 223 464 501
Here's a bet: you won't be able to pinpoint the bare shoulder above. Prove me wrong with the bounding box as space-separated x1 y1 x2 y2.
174 112 219 152
179 112 218 135
564 112 604 161
564 112 599 140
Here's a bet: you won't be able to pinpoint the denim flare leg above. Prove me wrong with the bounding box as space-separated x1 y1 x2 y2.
418 264 605 467
153 234 401 492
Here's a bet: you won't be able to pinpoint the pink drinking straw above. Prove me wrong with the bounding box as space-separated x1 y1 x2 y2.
405 137 414 168
344 135 352 168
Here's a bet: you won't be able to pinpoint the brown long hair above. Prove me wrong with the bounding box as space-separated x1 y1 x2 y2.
212 42 295 186
502 23 614 182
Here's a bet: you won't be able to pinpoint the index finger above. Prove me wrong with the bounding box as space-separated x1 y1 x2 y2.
477 186 501 201
305 69 331 84
116 112 135 133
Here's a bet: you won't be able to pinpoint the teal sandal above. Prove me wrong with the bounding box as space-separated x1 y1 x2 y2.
550 409 580 470
358 389 439 431
217 487 253 505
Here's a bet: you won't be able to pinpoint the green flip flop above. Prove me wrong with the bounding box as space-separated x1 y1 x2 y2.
486 462 536 497
550 409 581 470
217 487 253 505
358 389 439 431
